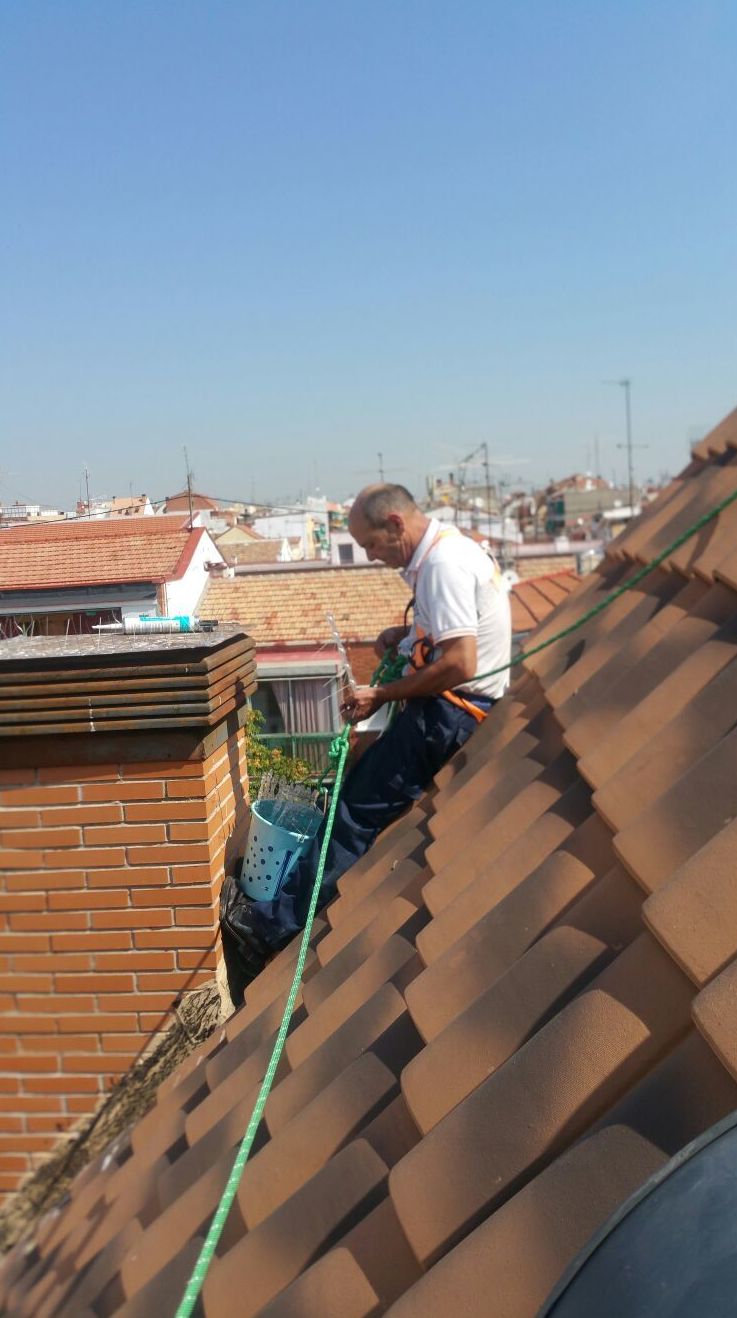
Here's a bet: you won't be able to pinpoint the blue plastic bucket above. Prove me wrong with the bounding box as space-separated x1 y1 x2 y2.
239 799 323 901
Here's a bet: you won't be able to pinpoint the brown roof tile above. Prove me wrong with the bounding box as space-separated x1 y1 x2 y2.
8 402 737 1317
0 514 204 591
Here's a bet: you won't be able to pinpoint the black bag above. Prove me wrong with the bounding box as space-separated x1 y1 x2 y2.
219 874 272 1006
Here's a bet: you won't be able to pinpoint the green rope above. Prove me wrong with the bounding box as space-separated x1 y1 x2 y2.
373 482 737 688
175 476 737 1314
174 726 351 1318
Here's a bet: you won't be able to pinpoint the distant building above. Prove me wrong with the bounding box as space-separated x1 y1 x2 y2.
542 475 638 537
0 514 224 639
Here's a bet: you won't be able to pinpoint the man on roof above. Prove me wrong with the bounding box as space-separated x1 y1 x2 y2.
228 483 512 979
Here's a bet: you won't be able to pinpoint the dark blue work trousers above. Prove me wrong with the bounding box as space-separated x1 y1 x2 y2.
248 694 490 948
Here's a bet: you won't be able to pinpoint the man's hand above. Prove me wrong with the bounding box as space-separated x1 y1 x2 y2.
340 686 386 725
374 625 409 659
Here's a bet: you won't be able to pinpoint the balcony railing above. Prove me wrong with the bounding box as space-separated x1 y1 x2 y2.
259 731 337 776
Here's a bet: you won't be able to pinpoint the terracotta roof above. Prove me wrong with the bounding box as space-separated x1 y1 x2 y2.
202 565 412 644
5 405 737 1314
0 515 204 591
204 562 575 642
219 539 302 566
510 570 579 632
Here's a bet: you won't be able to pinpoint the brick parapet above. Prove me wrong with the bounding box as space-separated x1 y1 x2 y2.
0 632 254 1197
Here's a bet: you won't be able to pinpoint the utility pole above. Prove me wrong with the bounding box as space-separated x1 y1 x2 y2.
604 378 647 515
377 452 384 482
482 441 492 537
183 447 194 528
84 465 91 518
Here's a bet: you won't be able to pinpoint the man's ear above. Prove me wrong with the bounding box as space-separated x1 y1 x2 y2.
385 512 404 534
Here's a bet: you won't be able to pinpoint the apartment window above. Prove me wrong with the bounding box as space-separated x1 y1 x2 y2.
251 669 342 772
338 542 354 564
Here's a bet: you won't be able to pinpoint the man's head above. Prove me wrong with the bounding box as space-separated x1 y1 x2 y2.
348 484 429 569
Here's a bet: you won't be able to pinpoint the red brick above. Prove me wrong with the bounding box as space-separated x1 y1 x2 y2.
68 1095 98 1113
0 1014 57 1034
49 890 126 911
0 1157 30 1174
23 1035 99 1052
0 1134 57 1152
58 1012 137 1032
24 1076 98 1094
168 863 212 884
41 803 123 826
84 824 167 845
2 850 45 870
178 949 217 969
0 934 50 953
0 1000 14 1018
100 1035 145 1053
166 779 207 799
2 786 78 806
0 1116 23 1133
0 1079 19 1094
55 972 135 993
0 1095 62 1114
175 908 217 927
127 843 210 865
131 885 211 908
0 893 46 912
125 799 207 822
99 992 174 1012
27 1115 75 1133
168 821 209 842
63 1055 135 1074
13 954 91 973
18 995 95 1014
91 909 171 930
95 951 175 971
134 928 214 949
3 827 81 849
138 971 205 990
82 781 165 803
51 932 131 952
4 1054 57 1070
10 912 87 932
0 974 51 992
0 808 40 828
139 1013 174 1032
87 866 170 888
47 847 126 869
6 871 85 891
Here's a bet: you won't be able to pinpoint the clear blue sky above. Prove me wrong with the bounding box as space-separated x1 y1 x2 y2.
2 1 736 509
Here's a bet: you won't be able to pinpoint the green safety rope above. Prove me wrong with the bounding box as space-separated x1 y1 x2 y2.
175 477 737 1315
174 726 351 1318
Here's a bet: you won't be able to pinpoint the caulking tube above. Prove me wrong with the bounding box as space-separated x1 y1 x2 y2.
93 616 219 635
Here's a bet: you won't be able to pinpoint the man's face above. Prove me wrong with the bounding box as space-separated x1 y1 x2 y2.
349 509 409 569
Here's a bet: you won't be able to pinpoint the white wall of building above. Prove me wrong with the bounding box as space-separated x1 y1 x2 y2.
160 531 225 617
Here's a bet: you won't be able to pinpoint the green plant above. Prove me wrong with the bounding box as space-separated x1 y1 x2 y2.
243 708 312 787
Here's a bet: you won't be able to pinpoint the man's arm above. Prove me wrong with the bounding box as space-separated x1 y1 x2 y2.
341 634 477 723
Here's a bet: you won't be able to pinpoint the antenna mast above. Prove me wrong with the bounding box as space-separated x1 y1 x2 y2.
183 447 194 528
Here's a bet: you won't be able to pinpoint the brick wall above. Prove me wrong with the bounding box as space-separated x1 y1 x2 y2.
0 630 255 1198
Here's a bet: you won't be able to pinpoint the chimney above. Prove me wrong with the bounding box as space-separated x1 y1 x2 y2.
0 627 256 1197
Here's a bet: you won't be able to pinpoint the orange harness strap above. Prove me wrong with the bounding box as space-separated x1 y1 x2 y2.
409 628 488 724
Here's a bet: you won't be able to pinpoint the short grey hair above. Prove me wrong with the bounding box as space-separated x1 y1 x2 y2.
353 484 417 528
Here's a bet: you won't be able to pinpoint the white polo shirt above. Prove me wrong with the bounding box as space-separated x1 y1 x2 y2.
399 519 512 701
